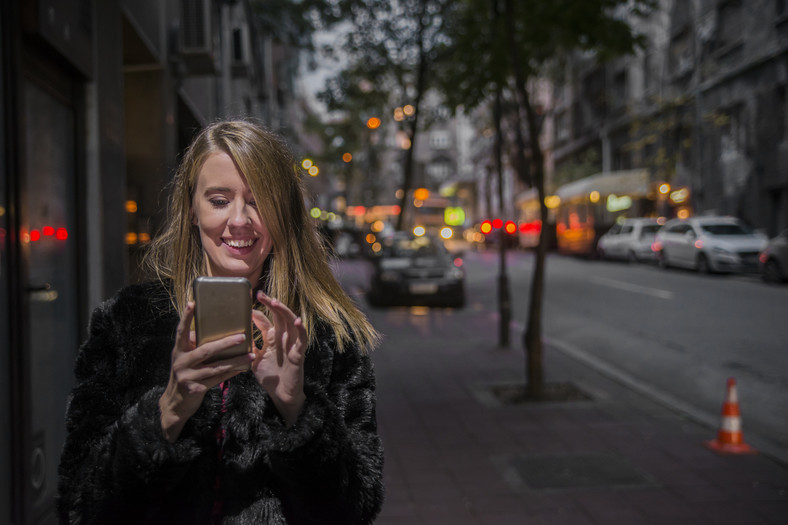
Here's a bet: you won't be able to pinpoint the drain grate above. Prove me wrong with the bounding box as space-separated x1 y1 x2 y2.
497 453 659 491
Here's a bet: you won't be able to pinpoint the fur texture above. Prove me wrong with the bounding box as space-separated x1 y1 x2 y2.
57 280 384 524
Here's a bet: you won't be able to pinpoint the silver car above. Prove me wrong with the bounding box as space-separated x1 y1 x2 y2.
655 216 768 274
759 229 788 283
597 218 661 262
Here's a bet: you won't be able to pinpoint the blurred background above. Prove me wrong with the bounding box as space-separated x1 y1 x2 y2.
1 0 787 522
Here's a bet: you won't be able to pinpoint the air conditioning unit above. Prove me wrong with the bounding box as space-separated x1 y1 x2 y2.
179 0 218 75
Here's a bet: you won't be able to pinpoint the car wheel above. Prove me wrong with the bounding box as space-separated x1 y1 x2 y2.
658 251 669 269
627 250 638 263
696 253 711 274
762 259 785 283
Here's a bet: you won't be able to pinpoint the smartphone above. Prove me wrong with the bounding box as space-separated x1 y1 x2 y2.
193 276 252 368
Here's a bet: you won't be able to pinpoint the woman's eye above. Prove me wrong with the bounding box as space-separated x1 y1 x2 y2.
209 198 229 208
248 200 257 208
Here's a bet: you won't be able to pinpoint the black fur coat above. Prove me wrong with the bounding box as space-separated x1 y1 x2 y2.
57 280 384 524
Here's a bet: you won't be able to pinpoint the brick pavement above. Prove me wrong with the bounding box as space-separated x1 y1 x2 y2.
331 257 788 524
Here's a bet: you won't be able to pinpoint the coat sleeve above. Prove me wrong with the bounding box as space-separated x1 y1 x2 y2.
56 294 214 524
257 328 384 524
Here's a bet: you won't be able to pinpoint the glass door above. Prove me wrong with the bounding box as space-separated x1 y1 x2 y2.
21 78 80 523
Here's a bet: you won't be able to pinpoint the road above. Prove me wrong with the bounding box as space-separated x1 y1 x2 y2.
465 248 788 461
334 248 788 462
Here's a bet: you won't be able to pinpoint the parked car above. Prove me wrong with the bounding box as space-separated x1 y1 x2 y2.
597 217 661 262
654 216 768 273
759 229 788 283
367 232 465 308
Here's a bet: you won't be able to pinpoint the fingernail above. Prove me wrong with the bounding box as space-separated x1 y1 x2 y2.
235 334 246 343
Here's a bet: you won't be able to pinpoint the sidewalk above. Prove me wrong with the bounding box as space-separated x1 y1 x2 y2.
331 259 788 524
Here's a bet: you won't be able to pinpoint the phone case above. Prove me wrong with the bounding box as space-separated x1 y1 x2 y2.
193 276 252 367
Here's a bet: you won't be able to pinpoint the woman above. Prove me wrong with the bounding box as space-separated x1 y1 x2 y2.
57 119 383 524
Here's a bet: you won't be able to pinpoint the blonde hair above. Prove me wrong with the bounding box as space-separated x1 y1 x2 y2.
144 119 378 353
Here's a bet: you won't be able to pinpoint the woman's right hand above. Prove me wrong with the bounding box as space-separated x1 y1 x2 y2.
158 301 254 442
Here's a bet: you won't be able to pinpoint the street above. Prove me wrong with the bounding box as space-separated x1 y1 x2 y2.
338 248 788 459
331 249 788 523
485 250 788 459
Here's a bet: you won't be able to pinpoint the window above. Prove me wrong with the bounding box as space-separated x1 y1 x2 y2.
717 1 743 49
429 130 450 149
721 104 747 157
612 70 627 105
555 111 570 142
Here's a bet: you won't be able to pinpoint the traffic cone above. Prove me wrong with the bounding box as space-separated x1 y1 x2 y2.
705 377 757 454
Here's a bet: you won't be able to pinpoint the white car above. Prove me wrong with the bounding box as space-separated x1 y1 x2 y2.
597 218 661 262
655 216 768 273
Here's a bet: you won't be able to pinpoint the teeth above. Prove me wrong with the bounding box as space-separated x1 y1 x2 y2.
225 239 255 248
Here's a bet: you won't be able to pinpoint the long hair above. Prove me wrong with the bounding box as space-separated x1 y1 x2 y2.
144 119 378 353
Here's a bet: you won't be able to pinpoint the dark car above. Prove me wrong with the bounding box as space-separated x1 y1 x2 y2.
760 229 788 283
367 232 465 308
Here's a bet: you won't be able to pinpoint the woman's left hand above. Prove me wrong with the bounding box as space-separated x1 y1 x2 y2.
252 291 307 427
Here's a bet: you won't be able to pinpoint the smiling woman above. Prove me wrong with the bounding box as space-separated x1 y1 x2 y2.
57 119 383 524
191 152 273 284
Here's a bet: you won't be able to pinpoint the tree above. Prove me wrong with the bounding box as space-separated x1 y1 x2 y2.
316 0 458 230
435 0 515 348
440 0 653 398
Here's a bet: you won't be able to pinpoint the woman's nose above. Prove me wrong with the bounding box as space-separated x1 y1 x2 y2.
229 201 251 225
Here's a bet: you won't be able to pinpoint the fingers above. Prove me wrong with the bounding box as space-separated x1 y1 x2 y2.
175 302 195 352
252 307 272 333
256 291 300 333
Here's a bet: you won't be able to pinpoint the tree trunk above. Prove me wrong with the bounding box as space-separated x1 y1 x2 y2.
395 3 429 232
503 0 546 397
493 88 510 348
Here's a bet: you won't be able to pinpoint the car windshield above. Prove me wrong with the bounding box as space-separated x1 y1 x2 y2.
700 223 752 236
381 235 447 259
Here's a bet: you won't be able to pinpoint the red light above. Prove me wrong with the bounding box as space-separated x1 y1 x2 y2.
43 226 55 236
492 218 503 229
504 221 517 234
480 220 492 234
453 257 463 267
30 229 41 242
519 221 542 234
56 228 68 240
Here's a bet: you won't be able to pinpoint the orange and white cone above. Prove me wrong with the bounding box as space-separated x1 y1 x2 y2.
705 377 757 454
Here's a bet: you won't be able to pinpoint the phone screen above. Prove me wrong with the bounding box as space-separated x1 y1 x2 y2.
193 276 252 367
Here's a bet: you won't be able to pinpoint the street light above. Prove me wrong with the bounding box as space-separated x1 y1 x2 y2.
366 117 381 129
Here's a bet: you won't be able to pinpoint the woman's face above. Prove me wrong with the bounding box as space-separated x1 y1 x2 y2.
192 152 273 284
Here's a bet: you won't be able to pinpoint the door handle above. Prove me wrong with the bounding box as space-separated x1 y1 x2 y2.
26 283 58 302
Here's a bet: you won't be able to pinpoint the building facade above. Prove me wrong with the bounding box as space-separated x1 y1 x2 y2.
0 1 301 522
551 0 788 236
